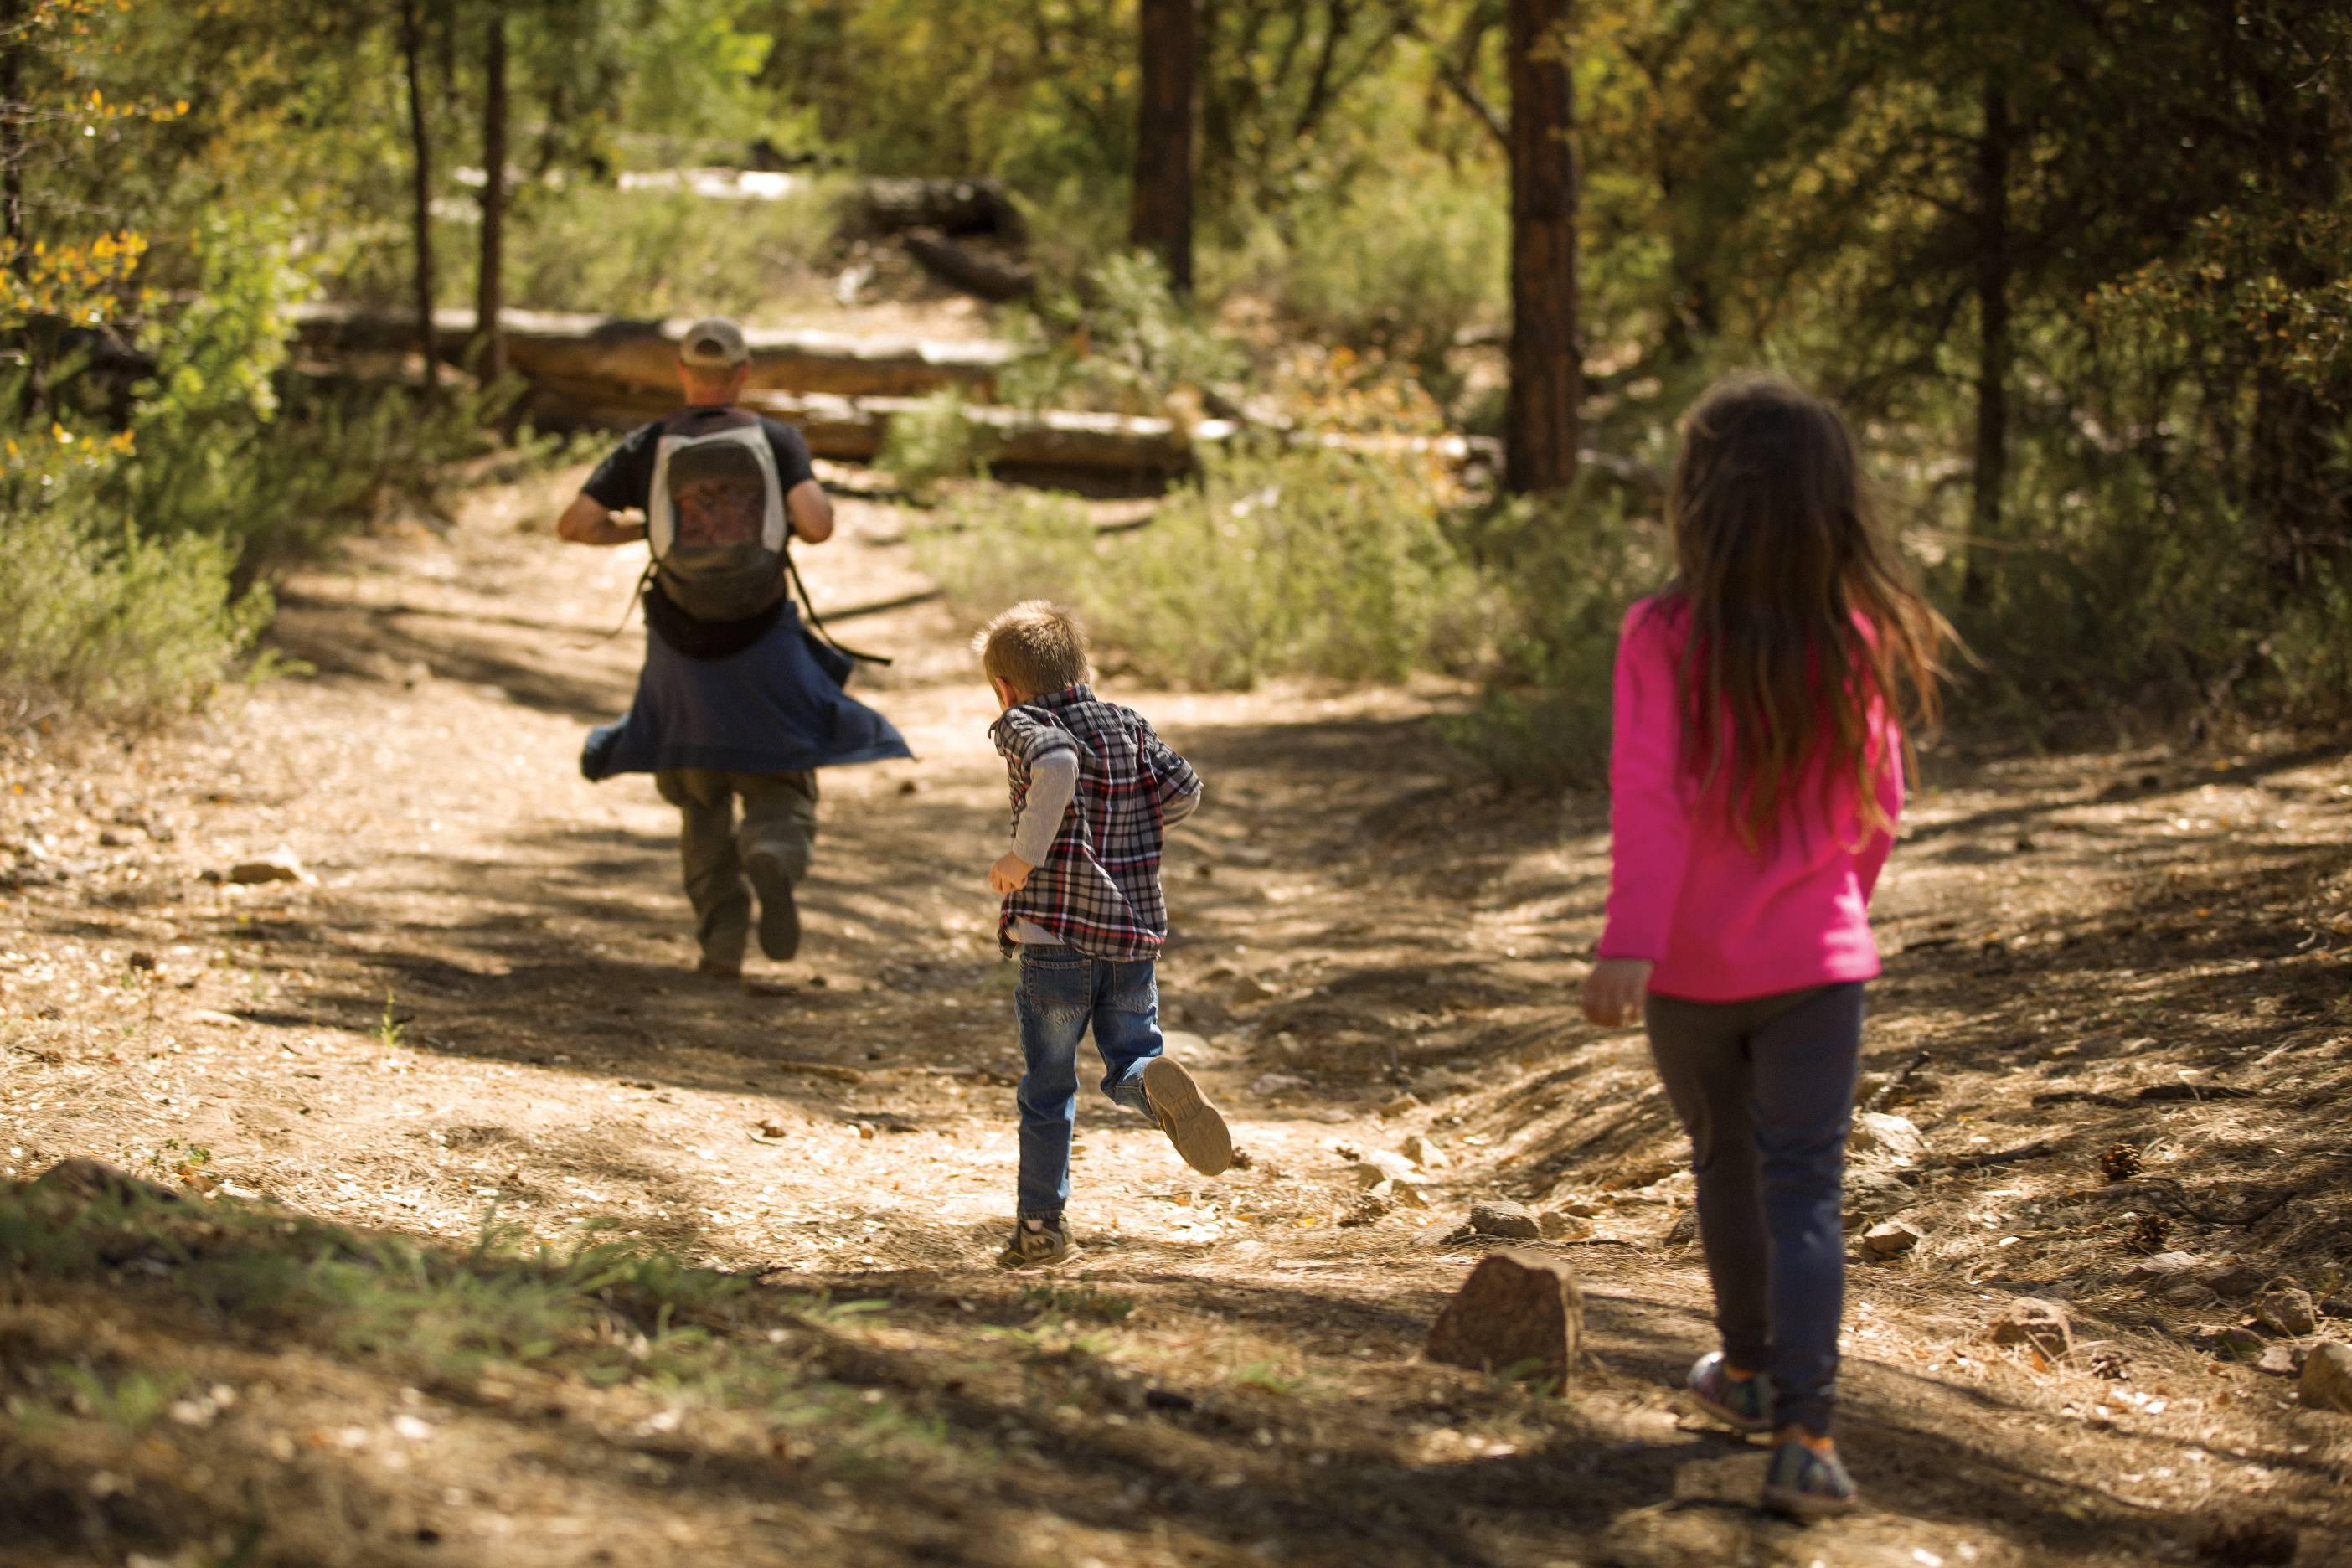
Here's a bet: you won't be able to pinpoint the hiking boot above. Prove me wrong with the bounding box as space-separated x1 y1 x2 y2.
996 1215 1071 1269
745 848 801 962
696 956 743 983
1142 1057 1233 1176
1761 1435 1859 1519
1688 1350 1775 1433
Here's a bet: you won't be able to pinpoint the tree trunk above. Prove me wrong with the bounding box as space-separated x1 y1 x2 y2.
1131 0 1198 295
1 0 27 260
1963 80 2012 610
1504 0 1580 495
473 8 508 382
398 0 439 397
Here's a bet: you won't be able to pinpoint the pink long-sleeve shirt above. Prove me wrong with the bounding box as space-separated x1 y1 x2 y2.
1597 597 1902 1003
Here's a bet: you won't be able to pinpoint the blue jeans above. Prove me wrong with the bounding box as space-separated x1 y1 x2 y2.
1644 983 1866 1436
1012 945 1162 1218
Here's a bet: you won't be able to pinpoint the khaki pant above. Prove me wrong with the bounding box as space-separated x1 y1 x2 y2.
653 769 819 967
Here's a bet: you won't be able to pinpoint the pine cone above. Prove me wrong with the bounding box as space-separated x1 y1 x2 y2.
2099 1141 2143 1183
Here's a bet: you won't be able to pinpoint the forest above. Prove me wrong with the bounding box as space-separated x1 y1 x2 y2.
5 0 2349 752
3 4 2351 1566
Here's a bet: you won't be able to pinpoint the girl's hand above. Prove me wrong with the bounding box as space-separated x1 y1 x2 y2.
1582 957 1655 1027
988 852 1034 894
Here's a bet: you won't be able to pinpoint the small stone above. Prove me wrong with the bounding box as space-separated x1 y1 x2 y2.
2127 1251 2200 1281
1467 1199 1542 1240
1987 1297 2073 1359
2205 1263 2267 1299
1844 1168 1915 1230
2256 1287 2318 1338
2210 1325 2267 1361
1849 1112 1926 1165
1400 1134 1448 1171
1423 1249 1581 1391
1248 1072 1310 1099
1377 1092 1422 1119
1660 1209 1699 1248
2300 1342 2352 1414
1859 1220 1923 1260
126 950 158 972
853 1122 875 1140
1537 1209 1591 1241
2256 1344 2303 1378
226 850 310 885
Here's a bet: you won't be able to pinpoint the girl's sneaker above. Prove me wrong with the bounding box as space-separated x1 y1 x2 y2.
996 1215 1071 1269
1687 1350 1775 1432
1761 1436 1859 1519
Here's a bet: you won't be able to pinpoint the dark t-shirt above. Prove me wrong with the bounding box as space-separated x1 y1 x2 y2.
580 405 818 515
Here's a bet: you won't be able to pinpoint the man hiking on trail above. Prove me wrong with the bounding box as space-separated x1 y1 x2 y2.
557 316 911 981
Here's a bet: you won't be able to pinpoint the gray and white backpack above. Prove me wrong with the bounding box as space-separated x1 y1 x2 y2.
647 408 789 623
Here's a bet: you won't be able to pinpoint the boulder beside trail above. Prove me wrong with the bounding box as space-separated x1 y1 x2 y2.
1466 1199 1543 1240
1424 1249 1582 1392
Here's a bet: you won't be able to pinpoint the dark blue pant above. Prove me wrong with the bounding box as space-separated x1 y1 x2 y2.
1645 983 1865 1436
1012 945 1162 1218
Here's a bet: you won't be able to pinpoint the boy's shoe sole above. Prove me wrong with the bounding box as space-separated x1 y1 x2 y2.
745 850 801 962
1142 1058 1234 1176
1760 1478 1859 1520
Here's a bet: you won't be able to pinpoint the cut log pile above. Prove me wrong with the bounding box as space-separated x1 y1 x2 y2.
283 302 1653 487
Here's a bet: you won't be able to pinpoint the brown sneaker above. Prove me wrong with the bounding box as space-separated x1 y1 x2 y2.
745 849 802 962
1142 1057 1234 1176
696 957 742 982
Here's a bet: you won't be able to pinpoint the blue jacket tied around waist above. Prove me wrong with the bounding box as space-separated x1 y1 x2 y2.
582 599 911 779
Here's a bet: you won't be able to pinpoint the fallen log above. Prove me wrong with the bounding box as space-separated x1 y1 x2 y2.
902 228 1036 302
288 302 1011 401
854 176 1021 238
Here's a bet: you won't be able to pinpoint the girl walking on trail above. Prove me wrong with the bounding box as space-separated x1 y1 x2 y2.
1582 373 1952 1519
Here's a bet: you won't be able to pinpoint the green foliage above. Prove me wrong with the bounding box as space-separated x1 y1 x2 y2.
1001 252 1246 415
1232 155 1509 407
0 500 270 723
920 443 1486 690
875 390 1001 503
1441 488 1663 790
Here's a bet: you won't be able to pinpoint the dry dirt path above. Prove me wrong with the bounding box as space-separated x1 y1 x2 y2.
2 466 2349 1568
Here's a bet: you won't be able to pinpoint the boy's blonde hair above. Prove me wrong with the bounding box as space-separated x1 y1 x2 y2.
975 601 1090 699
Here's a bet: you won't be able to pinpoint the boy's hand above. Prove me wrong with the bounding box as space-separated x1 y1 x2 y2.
988 852 1034 894
1581 957 1654 1027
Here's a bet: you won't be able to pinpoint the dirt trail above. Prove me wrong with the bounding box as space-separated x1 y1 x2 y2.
3 464 2349 1568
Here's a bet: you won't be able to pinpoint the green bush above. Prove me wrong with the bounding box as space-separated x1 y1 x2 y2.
1222 157 1509 409
918 441 1487 689
998 251 1246 416
874 390 1001 502
329 178 853 322
0 506 269 722
1440 489 1663 790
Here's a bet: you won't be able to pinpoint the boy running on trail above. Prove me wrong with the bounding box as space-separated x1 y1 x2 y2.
977 602 1232 1268
557 317 911 981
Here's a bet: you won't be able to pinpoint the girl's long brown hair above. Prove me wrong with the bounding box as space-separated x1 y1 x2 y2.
1663 374 1951 847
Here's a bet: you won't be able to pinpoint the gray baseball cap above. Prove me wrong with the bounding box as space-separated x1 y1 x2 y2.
678 316 750 369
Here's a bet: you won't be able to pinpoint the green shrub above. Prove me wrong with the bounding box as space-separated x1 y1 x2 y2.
998 251 1246 416
1224 156 1509 409
875 390 1002 502
1440 488 1663 790
0 506 269 721
919 441 1486 689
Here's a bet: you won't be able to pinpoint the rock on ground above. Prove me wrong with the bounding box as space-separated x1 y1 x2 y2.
1423 1249 1581 1390
1859 1220 1922 1261
2257 1287 2318 1338
1849 1112 1926 1165
2302 1342 2352 1415
1466 1199 1542 1240
1986 1297 2073 1359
